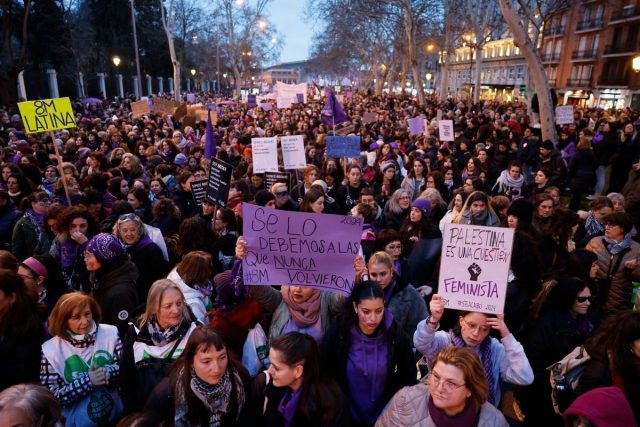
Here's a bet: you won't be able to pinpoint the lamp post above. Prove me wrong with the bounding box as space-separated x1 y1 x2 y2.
462 33 477 99
191 68 196 92
112 56 124 98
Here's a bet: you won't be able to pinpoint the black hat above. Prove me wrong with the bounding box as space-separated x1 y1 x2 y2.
540 140 555 150
507 198 534 225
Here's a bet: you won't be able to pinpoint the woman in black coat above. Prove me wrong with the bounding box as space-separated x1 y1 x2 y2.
321 282 416 427
568 129 599 211
0 269 46 390
249 332 350 427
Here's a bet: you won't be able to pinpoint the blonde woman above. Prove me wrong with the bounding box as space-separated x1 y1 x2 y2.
120 279 198 412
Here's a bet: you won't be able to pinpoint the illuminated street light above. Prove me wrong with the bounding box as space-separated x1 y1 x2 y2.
112 56 121 67
426 73 432 81
634 55 640 73
257 19 267 31
191 69 196 76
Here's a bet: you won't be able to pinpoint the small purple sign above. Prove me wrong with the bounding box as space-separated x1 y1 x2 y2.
408 116 425 136
242 204 362 295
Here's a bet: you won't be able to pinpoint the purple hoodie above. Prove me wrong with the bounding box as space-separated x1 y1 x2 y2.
346 309 393 424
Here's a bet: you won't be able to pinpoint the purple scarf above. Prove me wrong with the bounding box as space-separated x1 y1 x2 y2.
428 396 478 427
449 330 495 405
278 387 302 427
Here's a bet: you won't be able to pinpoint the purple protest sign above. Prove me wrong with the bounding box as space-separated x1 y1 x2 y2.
407 116 425 136
242 203 362 295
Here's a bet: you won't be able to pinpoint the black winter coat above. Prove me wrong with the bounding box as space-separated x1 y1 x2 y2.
568 149 598 191
91 257 139 338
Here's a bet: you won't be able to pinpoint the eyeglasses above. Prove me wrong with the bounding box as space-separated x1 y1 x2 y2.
461 317 491 334
427 371 466 393
575 296 593 303
275 191 289 197
118 213 138 221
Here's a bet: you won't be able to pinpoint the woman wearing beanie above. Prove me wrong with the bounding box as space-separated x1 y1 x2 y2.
564 387 637 427
254 189 276 208
85 233 139 338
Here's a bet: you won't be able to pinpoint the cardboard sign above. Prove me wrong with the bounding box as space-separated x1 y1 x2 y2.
174 103 188 121
363 112 377 125
181 115 197 129
241 203 362 295
264 171 291 191
248 94 257 107
190 178 208 206
280 135 306 170
438 120 454 142
438 223 514 314
18 97 76 133
153 97 180 115
131 100 150 119
260 102 273 111
252 137 279 173
556 105 574 125
205 158 233 208
326 136 361 158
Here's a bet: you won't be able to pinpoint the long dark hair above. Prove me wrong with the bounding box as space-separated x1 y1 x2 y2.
0 269 44 336
173 326 247 424
270 332 342 422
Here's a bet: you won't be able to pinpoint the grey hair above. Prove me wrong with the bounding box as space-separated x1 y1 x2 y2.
0 384 61 427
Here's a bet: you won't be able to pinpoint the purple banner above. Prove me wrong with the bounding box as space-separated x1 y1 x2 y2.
242 203 362 295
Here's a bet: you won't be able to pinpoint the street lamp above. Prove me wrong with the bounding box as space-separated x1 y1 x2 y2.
633 55 640 73
112 56 121 67
426 73 432 81
257 19 267 31
191 69 196 76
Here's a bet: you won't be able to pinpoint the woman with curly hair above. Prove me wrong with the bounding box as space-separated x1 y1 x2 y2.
49 206 99 291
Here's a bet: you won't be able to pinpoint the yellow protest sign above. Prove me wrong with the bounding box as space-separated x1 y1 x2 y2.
18 97 76 133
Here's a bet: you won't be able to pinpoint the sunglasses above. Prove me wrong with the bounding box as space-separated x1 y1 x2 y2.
118 213 138 221
275 191 289 197
575 296 593 303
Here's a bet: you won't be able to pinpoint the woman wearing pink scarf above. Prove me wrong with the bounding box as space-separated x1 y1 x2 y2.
235 238 344 343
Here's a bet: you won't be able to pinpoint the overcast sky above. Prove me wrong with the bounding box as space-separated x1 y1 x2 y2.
268 0 315 63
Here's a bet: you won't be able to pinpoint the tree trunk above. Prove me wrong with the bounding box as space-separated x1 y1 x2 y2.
160 0 182 101
498 0 556 142
232 64 241 98
403 1 424 105
474 46 482 103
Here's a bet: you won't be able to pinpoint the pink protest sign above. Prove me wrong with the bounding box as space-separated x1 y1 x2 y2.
242 203 362 295
439 223 514 314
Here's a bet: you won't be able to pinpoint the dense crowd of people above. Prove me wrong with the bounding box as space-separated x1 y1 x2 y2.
0 90 639 426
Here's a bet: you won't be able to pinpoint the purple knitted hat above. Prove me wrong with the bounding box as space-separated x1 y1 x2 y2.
86 233 125 263
412 197 432 216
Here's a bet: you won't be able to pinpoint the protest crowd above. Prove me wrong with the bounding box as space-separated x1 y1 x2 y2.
0 87 640 427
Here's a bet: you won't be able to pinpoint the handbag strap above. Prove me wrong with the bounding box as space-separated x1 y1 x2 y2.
165 336 182 361
606 247 630 281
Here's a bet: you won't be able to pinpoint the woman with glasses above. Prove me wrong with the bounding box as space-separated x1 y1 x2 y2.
271 182 298 212
521 277 595 425
322 281 416 426
11 191 52 260
413 294 533 408
380 189 411 231
113 213 168 301
376 346 508 426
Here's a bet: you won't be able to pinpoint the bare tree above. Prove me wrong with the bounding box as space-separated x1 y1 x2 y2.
160 0 181 101
460 0 502 103
0 0 31 105
498 0 555 141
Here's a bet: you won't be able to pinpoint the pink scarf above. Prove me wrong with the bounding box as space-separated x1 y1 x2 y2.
281 286 322 327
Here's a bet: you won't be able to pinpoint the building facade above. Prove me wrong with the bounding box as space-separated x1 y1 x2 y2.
447 0 640 109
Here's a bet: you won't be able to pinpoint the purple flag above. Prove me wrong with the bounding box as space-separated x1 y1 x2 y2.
204 110 216 159
321 87 349 127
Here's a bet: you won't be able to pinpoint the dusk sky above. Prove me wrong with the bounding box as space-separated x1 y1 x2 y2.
268 0 315 64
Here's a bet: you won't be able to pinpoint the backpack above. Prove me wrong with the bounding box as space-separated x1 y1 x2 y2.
547 345 591 415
